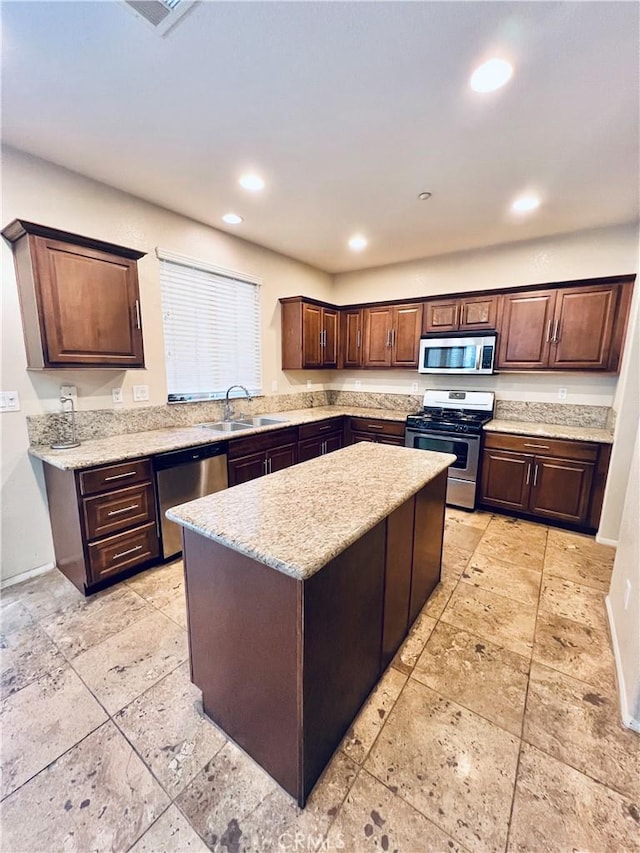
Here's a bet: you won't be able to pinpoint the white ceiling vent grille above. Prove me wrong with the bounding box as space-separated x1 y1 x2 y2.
122 0 198 36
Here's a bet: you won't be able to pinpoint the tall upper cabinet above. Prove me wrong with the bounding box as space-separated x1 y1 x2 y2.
2 220 146 369
280 296 338 369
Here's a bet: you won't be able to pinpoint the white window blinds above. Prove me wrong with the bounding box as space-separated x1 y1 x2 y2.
158 251 262 402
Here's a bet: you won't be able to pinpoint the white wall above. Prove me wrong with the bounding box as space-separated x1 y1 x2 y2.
607 425 640 730
1 146 333 583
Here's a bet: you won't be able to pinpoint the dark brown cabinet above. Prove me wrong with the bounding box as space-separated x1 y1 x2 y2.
228 427 299 486
280 297 338 369
362 303 422 368
479 432 607 529
423 295 498 333
340 308 363 368
2 220 145 369
43 456 159 594
347 417 406 447
497 283 628 371
298 418 344 462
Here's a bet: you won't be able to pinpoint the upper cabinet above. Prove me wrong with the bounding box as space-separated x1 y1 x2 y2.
362 303 423 368
423 295 498 334
2 220 146 369
340 308 363 368
497 281 631 371
280 297 338 369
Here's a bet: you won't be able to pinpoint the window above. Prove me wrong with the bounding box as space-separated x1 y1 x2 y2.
158 250 262 402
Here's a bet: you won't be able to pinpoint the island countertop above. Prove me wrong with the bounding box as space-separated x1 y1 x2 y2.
167 442 455 581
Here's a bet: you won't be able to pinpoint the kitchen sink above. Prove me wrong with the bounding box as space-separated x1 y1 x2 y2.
196 421 254 432
196 416 289 432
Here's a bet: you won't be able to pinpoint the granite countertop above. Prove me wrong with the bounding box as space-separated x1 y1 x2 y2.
167 442 455 581
28 406 409 470
484 419 614 444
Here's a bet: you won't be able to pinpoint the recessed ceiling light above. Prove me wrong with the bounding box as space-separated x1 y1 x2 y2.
222 213 244 225
511 194 540 213
239 174 265 192
418 191 432 201
348 235 368 251
470 58 513 93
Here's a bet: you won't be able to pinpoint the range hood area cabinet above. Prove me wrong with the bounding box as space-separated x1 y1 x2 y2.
2 220 146 369
422 294 498 334
280 297 338 369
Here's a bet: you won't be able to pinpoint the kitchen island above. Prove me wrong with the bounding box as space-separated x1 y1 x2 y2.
168 441 454 806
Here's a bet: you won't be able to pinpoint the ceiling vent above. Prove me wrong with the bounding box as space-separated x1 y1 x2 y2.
122 0 198 36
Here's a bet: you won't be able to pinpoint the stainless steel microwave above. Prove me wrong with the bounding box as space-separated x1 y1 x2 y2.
418 333 497 374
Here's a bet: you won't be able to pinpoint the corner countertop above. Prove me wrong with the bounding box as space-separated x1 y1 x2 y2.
484 419 614 444
28 406 409 470
167 442 455 581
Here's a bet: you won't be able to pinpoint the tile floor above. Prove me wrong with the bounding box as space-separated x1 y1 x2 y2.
1 510 639 852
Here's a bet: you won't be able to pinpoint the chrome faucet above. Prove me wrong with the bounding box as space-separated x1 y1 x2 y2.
51 396 81 449
222 385 253 421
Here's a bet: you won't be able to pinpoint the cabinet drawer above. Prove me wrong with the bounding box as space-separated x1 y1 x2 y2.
79 459 152 496
228 427 299 459
349 418 405 437
483 432 599 462
87 521 159 583
83 482 156 540
298 418 343 440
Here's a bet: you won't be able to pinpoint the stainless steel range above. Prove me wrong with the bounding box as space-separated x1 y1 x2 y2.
405 390 495 509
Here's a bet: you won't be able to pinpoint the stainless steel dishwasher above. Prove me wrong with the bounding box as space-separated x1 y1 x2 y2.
154 442 228 560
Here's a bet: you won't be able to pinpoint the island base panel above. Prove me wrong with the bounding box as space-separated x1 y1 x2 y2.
182 530 301 798
410 471 447 623
302 522 385 802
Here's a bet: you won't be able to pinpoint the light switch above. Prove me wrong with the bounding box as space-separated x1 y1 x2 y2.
112 388 124 404
0 391 21 412
133 384 149 401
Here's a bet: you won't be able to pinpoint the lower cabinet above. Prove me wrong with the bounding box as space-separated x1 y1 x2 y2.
347 417 406 447
43 457 160 594
228 427 299 486
479 432 609 529
297 418 344 462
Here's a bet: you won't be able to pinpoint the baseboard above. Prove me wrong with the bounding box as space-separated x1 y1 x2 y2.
596 534 619 547
0 562 55 591
605 594 640 732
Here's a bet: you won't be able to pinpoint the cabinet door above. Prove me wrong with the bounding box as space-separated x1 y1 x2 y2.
302 303 323 367
479 449 533 511
298 436 323 463
322 308 339 367
549 286 617 369
363 307 392 367
497 290 555 369
392 304 423 366
323 433 343 454
35 237 144 367
529 457 594 524
268 443 298 474
423 299 459 333
459 296 498 331
341 309 363 368
228 451 266 486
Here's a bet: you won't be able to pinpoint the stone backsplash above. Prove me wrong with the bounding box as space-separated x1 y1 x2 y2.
27 389 612 446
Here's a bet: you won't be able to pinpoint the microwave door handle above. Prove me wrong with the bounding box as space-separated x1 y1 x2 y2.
475 345 482 370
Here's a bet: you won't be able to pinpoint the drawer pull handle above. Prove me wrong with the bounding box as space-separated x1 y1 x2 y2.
103 471 137 482
366 424 384 430
523 443 550 450
319 424 332 431
112 545 143 561
107 504 139 517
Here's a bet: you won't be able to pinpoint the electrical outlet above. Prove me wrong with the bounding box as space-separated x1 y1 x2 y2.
132 384 149 402
306 380 312 389
60 384 77 401
112 388 123 404
355 380 362 390
411 382 419 393
271 380 278 392
0 391 20 412
558 387 567 400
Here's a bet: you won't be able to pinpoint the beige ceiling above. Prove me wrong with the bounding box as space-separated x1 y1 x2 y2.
1 1 638 273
